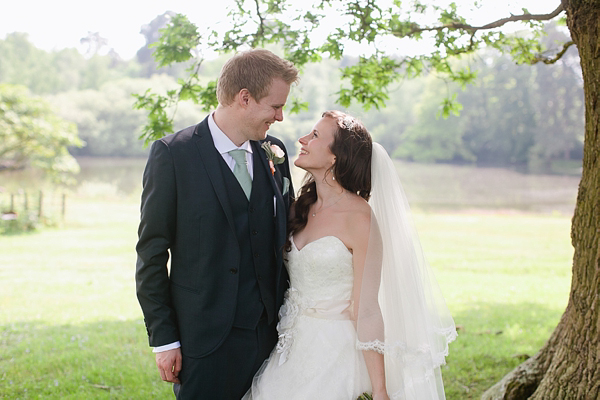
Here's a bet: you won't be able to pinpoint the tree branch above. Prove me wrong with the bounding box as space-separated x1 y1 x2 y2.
473 4 564 30
398 4 565 37
531 40 576 64
253 0 266 47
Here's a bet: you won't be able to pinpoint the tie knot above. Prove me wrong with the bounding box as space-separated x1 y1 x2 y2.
229 149 248 165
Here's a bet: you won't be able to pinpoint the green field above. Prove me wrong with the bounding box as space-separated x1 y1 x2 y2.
0 187 573 399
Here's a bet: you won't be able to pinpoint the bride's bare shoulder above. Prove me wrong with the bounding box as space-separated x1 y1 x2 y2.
344 193 371 217
342 194 372 247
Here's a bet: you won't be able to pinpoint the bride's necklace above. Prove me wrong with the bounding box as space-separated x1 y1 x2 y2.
311 191 347 217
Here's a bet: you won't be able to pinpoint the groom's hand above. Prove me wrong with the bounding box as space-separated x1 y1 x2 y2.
155 348 182 383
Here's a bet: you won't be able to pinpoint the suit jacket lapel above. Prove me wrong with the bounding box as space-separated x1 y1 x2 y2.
252 140 286 246
193 120 237 235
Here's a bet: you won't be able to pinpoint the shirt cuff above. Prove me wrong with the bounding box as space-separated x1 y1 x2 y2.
153 341 181 353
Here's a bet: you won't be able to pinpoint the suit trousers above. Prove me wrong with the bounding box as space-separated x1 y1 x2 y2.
173 315 277 399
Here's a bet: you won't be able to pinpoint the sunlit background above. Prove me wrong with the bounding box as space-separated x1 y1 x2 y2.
0 1 578 399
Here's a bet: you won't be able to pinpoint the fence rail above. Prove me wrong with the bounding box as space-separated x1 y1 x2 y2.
0 190 66 233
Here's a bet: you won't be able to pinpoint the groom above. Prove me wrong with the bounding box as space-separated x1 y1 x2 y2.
135 49 298 399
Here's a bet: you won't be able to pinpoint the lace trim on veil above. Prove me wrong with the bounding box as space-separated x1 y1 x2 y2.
356 325 458 368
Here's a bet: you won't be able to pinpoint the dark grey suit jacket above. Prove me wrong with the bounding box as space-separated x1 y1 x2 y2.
135 116 293 357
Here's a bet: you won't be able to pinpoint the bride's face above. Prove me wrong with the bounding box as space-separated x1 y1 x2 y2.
295 117 337 173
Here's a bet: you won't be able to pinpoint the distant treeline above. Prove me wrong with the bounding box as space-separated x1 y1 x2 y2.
0 15 583 172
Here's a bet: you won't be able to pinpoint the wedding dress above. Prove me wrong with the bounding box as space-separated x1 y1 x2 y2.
243 235 372 399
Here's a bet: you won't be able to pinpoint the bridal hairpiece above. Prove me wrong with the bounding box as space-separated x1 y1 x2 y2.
338 115 356 130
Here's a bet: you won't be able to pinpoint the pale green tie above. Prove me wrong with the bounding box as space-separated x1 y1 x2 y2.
228 149 252 199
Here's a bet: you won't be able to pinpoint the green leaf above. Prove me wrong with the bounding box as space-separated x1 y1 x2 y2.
288 98 309 114
437 93 463 119
152 14 202 68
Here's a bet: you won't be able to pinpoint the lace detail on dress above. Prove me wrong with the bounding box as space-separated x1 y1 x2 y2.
289 236 353 299
275 288 306 365
275 236 355 366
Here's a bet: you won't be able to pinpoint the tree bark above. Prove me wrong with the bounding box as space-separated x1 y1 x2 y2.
483 0 600 398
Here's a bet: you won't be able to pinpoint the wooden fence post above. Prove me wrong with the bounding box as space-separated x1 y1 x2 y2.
38 190 43 219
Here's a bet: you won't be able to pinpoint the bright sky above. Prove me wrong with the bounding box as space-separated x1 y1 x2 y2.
0 0 560 60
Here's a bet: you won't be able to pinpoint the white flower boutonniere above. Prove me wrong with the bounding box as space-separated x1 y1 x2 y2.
261 141 285 176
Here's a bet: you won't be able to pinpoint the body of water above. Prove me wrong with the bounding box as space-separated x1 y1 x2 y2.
0 157 580 215
393 161 579 214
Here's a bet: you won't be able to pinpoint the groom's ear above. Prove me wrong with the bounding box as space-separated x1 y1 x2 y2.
238 89 251 107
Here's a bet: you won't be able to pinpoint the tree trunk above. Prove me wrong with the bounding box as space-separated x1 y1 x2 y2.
483 0 600 398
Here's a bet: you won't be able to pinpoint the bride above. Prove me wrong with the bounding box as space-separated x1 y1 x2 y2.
244 111 457 399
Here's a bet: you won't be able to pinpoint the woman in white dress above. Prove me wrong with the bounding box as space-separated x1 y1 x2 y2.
244 111 457 400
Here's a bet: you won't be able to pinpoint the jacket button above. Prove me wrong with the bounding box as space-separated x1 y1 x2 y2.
254 253 259 258
249 207 255 213
252 230 258 235
229 268 238 274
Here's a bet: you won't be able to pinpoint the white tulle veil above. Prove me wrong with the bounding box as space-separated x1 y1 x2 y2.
355 142 457 399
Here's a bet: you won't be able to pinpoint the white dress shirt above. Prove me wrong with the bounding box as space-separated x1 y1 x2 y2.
208 112 254 178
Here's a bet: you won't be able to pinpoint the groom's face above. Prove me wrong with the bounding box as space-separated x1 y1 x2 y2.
241 78 291 141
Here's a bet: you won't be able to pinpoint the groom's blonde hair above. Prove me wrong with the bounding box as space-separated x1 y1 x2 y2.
217 49 299 106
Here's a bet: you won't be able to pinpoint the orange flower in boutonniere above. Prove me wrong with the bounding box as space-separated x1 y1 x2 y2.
261 141 285 175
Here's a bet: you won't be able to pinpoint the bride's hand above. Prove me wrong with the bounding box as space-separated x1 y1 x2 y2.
372 391 390 400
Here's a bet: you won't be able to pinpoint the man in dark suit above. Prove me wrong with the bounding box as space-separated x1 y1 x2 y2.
135 49 298 399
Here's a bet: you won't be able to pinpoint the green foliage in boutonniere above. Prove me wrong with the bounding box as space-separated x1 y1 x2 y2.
261 141 285 175
357 393 373 400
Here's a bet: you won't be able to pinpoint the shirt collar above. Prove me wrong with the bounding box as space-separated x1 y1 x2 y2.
208 112 253 155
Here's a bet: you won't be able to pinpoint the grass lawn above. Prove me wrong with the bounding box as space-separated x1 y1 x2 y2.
0 191 573 399
415 212 572 398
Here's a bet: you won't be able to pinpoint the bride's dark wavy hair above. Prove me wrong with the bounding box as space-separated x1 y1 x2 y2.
286 110 372 251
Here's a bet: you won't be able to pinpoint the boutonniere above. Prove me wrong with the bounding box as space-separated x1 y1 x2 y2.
261 141 285 176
